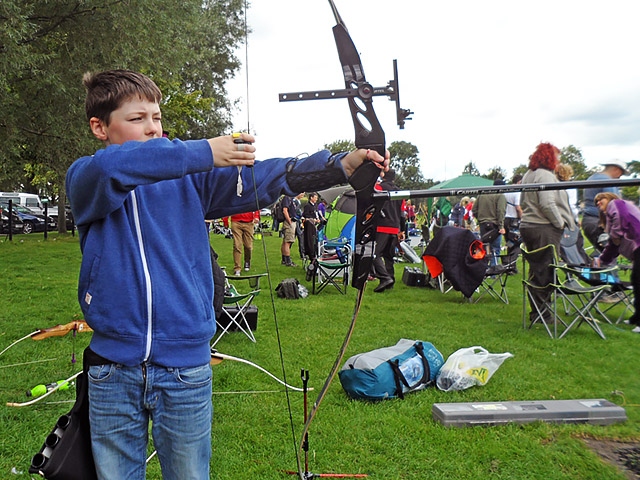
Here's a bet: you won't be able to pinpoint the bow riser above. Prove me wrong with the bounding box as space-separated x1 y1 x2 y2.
348 162 386 289
332 24 386 157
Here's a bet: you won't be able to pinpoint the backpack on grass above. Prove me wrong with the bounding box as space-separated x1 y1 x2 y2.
338 339 444 401
276 278 301 299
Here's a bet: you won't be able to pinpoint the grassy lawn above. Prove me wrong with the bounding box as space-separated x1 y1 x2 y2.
1 230 638 479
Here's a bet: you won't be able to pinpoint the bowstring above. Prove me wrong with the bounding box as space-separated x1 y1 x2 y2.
0 330 39 357
240 0 301 473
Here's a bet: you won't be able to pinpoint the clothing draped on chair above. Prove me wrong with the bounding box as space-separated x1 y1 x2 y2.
422 226 487 298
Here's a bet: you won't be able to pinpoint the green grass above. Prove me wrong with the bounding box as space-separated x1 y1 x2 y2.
1 231 638 479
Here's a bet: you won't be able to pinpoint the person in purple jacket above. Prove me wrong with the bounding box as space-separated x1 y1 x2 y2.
593 192 640 332
66 69 389 479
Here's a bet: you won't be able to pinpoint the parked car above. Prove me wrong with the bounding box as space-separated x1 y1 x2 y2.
0 201 53 234
260 208 272 217
0 207 24 234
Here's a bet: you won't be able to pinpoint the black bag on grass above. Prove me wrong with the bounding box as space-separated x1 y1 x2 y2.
276 278 301 299
338 339 444 401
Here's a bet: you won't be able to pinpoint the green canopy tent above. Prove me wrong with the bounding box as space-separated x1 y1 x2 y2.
323 189 356 242
428 174 494 191
426 175 494 220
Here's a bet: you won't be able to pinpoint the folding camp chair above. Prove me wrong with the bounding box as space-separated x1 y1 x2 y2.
553 263 614 339
559 227 590 266
211 272 266 347
573 264 634 324
558 228 633 324
522 244 610 339
522 244 563 338
473 254 518 304
310 237 351 294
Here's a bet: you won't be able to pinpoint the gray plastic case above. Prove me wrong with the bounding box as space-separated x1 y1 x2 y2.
432 399 626 427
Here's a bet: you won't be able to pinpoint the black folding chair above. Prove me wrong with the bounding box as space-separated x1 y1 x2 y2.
522 244 611 339
211 272 266 347
473 255 518 304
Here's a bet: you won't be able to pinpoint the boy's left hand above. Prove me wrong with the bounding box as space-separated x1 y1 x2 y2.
208 133 256 167
341 148 389 178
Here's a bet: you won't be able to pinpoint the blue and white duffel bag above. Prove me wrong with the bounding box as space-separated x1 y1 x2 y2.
338 339 444 401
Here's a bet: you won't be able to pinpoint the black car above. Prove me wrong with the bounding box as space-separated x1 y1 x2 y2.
45 204 75 231
0 207 24 234
0 202 53 234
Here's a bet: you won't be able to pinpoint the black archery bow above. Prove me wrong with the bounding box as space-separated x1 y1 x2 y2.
279 1 412 477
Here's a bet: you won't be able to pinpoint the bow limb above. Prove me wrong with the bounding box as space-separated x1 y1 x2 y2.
0 321 92 358
331 17 385 157
6 370 82 408
210 351 310 393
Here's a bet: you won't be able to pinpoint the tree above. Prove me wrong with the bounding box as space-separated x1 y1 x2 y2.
461 162 480 176
324 140 355 154
559 145 590 180
626 160 640 178
483 166 507 182
512 164 528 179
0 0 246 232
388 141 428 190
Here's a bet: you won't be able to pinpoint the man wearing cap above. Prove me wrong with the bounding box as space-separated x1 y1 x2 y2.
581 160 628 252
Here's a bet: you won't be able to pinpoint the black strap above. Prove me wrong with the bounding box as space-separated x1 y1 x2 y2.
388 359 406 400
285 154 348 193
414 342 431 386
387 342 431 399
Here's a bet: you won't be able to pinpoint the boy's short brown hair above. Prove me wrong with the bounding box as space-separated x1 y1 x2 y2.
83 69 162 125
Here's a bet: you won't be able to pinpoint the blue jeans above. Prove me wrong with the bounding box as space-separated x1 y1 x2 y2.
88 362 212 480
489 234 502 266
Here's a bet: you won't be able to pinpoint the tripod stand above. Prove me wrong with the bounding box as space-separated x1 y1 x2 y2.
284 369 367 479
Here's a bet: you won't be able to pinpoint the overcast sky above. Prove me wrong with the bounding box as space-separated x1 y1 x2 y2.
226 0 640 182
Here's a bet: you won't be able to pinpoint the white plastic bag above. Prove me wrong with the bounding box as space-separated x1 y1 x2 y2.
436 346 513 392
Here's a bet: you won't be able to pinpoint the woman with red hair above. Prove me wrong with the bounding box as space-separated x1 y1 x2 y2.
520 142 576 324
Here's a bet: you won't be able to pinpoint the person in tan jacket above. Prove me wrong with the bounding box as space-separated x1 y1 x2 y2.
520 142 576 322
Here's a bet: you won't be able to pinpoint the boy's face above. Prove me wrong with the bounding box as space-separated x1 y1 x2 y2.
90 98 162 146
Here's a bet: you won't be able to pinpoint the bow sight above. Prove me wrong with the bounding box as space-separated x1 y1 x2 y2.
279 58 412 131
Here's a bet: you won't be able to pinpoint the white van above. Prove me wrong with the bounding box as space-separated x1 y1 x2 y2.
0 192 45 214
0 192 61 220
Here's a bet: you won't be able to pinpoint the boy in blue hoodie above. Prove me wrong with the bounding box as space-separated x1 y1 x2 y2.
66 69 388 479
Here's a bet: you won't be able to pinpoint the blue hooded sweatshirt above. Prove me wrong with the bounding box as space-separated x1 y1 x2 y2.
66 137 347 368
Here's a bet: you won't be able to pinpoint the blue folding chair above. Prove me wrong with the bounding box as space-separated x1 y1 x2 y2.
310 237 351 295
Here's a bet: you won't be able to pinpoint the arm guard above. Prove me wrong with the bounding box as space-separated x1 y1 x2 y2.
285 152 349 192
